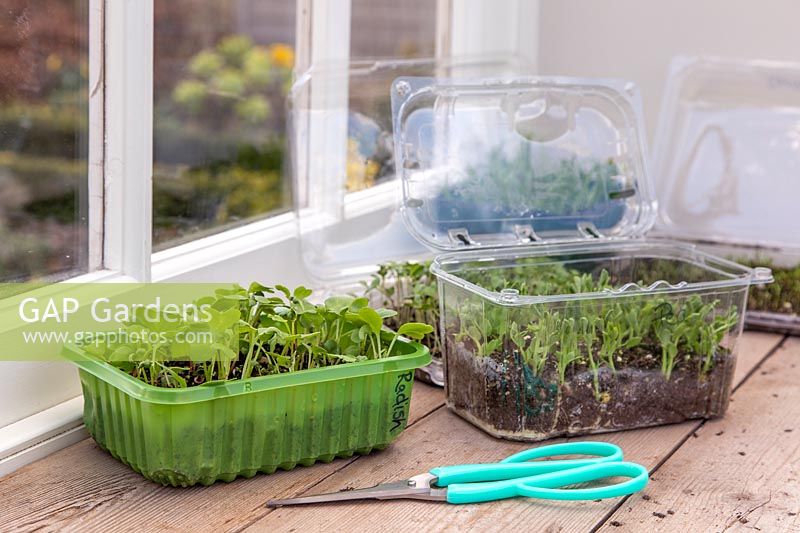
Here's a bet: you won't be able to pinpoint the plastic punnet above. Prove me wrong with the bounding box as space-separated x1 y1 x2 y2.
68 340 430 486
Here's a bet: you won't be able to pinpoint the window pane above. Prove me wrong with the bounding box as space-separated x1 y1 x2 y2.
341 0 437 194
0 1 89 281
153 1 295 248
350 0 436 59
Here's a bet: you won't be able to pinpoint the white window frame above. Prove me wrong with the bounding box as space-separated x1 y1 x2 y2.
0 0 538 473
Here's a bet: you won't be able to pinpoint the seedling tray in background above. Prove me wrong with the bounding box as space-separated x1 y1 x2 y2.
67 340 429 487
652 57 800 334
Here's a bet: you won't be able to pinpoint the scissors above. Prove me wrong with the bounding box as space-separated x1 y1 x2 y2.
267 441 648 507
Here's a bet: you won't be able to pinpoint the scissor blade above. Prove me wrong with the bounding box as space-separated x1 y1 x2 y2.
266 473 446 507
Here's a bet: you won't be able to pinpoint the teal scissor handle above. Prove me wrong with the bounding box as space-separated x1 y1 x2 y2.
444 461 649 504
431 441 624 485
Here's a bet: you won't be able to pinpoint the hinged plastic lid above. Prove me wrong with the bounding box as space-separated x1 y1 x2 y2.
290 57 534 285
391 77 656 251
652 56 800 254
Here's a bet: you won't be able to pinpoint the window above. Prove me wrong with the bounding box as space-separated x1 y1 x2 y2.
350 0 436 59
0 0 89 282
152 0 296 249
2 0 535 457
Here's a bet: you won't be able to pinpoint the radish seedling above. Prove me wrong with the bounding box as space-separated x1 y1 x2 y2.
90 283 432 388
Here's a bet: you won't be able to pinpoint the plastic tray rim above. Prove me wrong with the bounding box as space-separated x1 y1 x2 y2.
67 340 431 405
430 238 772 306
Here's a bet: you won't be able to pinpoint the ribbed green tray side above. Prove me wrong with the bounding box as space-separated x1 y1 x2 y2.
79 366 419 487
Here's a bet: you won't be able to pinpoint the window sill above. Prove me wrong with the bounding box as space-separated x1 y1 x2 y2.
0 397 85 478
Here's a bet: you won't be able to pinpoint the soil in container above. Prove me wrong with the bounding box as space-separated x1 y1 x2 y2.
445 333 734 439
445 333 735 440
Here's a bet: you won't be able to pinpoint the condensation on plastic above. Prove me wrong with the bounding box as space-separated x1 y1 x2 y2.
391 76 657 251
390 77 770 440
68 341 430 486
433 240 762 441
290 56 534 285
652 57 800 333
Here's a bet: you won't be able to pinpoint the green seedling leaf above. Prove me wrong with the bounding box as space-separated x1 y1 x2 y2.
212 342 238 360
274 354 292 367
293 299 317 314
254 295 283 305
195 296 216 307
344 344 360 356
238 319 255 331
163 367 187 388
211 297 239 312
358 307 383 335
214 285 246 297
220 293 248 301
349 297 369 312
248 281 270 294
376 308 398 319
273 305 291 316
300 313 325 328
207 307 240 333
293 285 313 300
274 285 291 298
257 326 287 339
324 295 354 314
108 345 134 362
323 339 337 352
397 322 434 340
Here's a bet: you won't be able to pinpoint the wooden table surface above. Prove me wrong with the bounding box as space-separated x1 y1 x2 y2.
1 331 798 533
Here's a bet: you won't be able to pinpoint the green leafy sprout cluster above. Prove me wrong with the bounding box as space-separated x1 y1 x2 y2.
451 261 741 398
438 145 625 215
363 261 441 359
85 283 432 389
738 258 800 315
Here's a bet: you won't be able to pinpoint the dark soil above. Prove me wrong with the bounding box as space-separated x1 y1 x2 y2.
445 334 736 440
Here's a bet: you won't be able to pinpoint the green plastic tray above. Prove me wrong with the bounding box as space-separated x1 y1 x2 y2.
67 341 430 487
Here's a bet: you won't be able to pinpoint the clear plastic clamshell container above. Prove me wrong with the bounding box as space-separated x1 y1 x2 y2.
391 76 772 440
653 57 800 334
290 57 533 385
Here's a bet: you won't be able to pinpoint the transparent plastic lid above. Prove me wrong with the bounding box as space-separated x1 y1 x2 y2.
290 57 533 284
391 77 656 251
652 56 800 254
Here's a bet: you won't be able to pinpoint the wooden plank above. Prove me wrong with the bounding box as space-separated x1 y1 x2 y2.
242 332 784 533
732 332 785 386
0 381 444 533
598 337 800 532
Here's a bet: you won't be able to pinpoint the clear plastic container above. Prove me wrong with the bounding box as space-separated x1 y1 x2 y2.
433 241 765 439
289 56 533 385
391 76 771 440
653 57 800 334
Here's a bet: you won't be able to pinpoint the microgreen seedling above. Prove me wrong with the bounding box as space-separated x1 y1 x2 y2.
451 264 742 385
91 284 433 388
363 261 441 358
